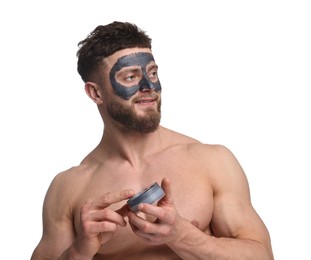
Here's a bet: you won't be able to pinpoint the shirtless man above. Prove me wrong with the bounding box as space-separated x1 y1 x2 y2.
31 21 273 259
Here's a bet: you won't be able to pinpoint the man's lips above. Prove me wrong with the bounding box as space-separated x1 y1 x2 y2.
135 98 156 104
133 94 158 104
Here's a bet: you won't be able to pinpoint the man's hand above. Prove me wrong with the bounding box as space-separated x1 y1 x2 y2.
71 189 135 257
127 178 186 245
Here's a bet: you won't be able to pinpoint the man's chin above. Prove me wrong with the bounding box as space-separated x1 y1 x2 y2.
130 114 161 133
108 98 161 133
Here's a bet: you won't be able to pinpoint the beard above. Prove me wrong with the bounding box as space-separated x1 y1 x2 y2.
107 96 161 133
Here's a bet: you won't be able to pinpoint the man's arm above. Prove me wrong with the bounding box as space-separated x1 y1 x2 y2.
167 145 273 259
31 171 135 260
31 173 76 259
128 145 273 259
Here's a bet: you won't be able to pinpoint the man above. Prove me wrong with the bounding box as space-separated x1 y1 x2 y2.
31 21 273 259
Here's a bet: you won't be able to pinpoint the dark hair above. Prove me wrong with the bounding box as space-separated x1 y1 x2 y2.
77 21 152 82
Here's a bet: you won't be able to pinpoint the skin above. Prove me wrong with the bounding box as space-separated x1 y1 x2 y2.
31 47 274 259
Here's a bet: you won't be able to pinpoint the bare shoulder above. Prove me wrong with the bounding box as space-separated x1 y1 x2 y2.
188 143 242 172
47 164 91 200
43 164 94 219
162 127 236 161
163 128 246 188
52 164 93 184
31 165 92 259
187 142 248 194
161 126 242 175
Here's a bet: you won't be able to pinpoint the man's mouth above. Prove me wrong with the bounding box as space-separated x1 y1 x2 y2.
135 98 156 104
133 94 158 104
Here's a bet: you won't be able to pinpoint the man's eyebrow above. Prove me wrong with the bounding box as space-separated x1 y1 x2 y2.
118 67 142 74
147 64 158 70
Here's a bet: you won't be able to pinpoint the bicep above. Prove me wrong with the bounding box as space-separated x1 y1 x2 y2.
209 146 271 245
211 191 268 241
32 175 75 259
32 226 74 260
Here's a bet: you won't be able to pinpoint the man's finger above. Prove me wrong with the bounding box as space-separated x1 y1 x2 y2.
138 202 175 224
160 178 173 204
92 189 135 208
91 209 127 227
116 203 130 218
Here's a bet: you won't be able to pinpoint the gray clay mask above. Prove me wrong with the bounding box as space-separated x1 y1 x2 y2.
109 52 161 100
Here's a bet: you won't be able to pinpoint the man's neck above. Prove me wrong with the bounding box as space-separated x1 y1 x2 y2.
98 125 165 168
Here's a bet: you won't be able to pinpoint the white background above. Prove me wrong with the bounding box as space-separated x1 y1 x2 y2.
0 1 310 259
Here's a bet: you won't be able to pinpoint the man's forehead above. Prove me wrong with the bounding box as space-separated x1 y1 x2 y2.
103 47 152 69
112 52 155 71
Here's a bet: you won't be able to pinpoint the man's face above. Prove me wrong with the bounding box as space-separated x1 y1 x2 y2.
109 51 162 100
103 48 162 133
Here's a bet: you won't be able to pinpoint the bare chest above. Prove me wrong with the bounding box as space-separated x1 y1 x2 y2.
73 156 214 257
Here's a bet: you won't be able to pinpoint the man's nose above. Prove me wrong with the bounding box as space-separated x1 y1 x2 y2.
139 76 154 91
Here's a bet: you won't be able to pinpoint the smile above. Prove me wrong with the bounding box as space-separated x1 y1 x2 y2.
135 98 156 104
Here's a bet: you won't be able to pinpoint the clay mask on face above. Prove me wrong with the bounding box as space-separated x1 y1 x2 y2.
109 52 161 100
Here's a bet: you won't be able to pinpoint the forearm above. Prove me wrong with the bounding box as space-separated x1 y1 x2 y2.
167 221 273 260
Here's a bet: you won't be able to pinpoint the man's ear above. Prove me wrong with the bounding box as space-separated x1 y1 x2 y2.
85 82 104 104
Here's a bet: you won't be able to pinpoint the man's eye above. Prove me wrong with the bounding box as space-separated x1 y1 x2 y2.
149 71 158 79
124 75 136 81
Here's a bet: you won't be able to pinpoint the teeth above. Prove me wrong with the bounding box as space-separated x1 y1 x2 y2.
137 100 152 103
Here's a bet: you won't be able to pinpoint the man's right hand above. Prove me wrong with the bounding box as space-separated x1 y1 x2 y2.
67 189 135 258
